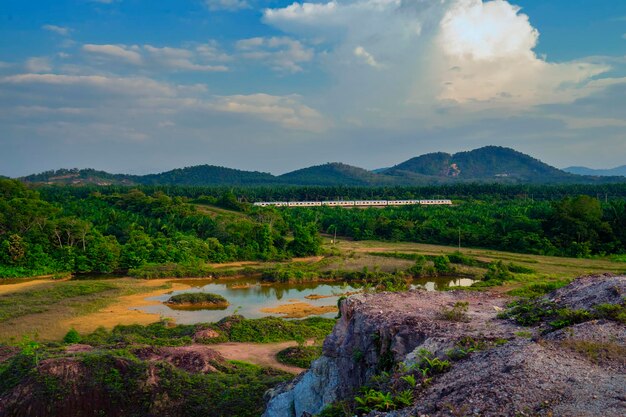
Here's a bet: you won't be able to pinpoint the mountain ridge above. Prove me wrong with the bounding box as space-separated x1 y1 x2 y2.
564 165 626 177
18 146 626 186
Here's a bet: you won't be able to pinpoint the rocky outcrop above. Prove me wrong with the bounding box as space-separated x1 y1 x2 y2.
263 275 626 417
263 289 514 417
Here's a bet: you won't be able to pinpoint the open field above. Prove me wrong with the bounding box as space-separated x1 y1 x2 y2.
332 238 626 278
0 238 624 343
0 278 187 342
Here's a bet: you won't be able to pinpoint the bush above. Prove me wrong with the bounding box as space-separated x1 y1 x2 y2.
166 292 229 308
63 328 82 344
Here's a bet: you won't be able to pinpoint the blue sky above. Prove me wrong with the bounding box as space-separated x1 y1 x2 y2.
1 0 625 176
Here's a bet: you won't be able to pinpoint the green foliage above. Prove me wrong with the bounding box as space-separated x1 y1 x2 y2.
166 292 228 306
0 182 309 277
223 316 335 343
63 328 82 344
0 345 291 417
499 298 559 326
437 301 470 322
594 302 626 324
507 280 568 297
483 261 514 284
433 255 452 274
129 262 216 279
276 345 322 368
354 388 411 413
501 297 626 329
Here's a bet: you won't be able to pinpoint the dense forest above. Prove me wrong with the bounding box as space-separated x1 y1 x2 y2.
0 180 320 277
1 180 626 277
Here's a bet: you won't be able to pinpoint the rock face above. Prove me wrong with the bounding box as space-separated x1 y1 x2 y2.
263 289 514 417
263 276 626 417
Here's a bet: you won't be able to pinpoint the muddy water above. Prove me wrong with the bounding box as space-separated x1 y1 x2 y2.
137 276 476 324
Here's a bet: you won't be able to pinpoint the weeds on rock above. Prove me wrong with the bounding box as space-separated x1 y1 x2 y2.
437 301 470 322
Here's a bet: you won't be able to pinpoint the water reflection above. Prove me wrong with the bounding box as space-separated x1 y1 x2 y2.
138 276 476 324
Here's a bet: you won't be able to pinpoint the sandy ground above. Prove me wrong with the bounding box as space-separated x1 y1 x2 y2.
0 278 61 295
261 302 337 318
211 341 307 374
61 279 191 334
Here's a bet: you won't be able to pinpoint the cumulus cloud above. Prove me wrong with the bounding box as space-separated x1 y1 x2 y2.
82 43 229 72
209 94 327 130
83 44 143 65
353 46 381 68
42 25 72 36
236 37 313 73
204 0 250 11
263 0 616 121
0 73 327 131
25 57 52 73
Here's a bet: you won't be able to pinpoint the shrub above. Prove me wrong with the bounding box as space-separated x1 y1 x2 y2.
63 328 82 344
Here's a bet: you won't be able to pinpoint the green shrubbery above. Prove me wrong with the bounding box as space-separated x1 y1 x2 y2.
166 292 228 307
276 345 322 368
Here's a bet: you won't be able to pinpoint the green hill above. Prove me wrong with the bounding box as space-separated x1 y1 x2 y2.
564 165 626 177
137 165 277 186
21 168 138 185
18 147 625 187
386 146 580 183
278 162 393 186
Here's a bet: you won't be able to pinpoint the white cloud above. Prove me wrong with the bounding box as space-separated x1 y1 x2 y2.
354 46 380 68
25 57 52 73
144 45 228 72
82 43 229 72
0 73 327 131
204 0 250 11
263 0 615 124
83 44 143 65
436 0 609 105
42 25 72 36
209 94 327 130
236 37 313 73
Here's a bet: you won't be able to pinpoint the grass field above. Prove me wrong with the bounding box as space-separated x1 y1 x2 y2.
0 237 624 343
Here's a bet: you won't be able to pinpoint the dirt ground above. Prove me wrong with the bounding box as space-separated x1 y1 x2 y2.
61 279 191 335
210 341 308 374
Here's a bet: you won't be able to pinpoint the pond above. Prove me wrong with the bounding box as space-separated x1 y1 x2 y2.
138 276 477 324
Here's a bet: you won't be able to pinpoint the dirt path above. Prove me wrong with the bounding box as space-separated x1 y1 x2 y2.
62 279 191 334
210 341 308 374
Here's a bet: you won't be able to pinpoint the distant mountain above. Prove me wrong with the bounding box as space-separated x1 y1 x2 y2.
386 146 577 183
19 146 626 187
564 166 626 177
21 168 138 185
279 163 393 186
137 165 277 186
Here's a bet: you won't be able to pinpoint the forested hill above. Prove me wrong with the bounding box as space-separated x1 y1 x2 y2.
564 165 626 177
137 165 278 186
277 163 395 186
386 146 582 183
18 146 626 186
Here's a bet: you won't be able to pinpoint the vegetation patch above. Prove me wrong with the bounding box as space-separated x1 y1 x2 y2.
260 302 336 319
500 297 626 329
556 339 626 365
165 292 229 310
0 281 117 323
437 301 470 322
276 345 322 368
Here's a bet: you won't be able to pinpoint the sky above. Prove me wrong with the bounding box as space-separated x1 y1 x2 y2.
0 0 625 177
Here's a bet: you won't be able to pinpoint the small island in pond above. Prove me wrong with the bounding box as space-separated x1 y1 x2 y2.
165 292 230 310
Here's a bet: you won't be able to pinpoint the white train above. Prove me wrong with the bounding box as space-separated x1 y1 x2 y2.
253 199 452 207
